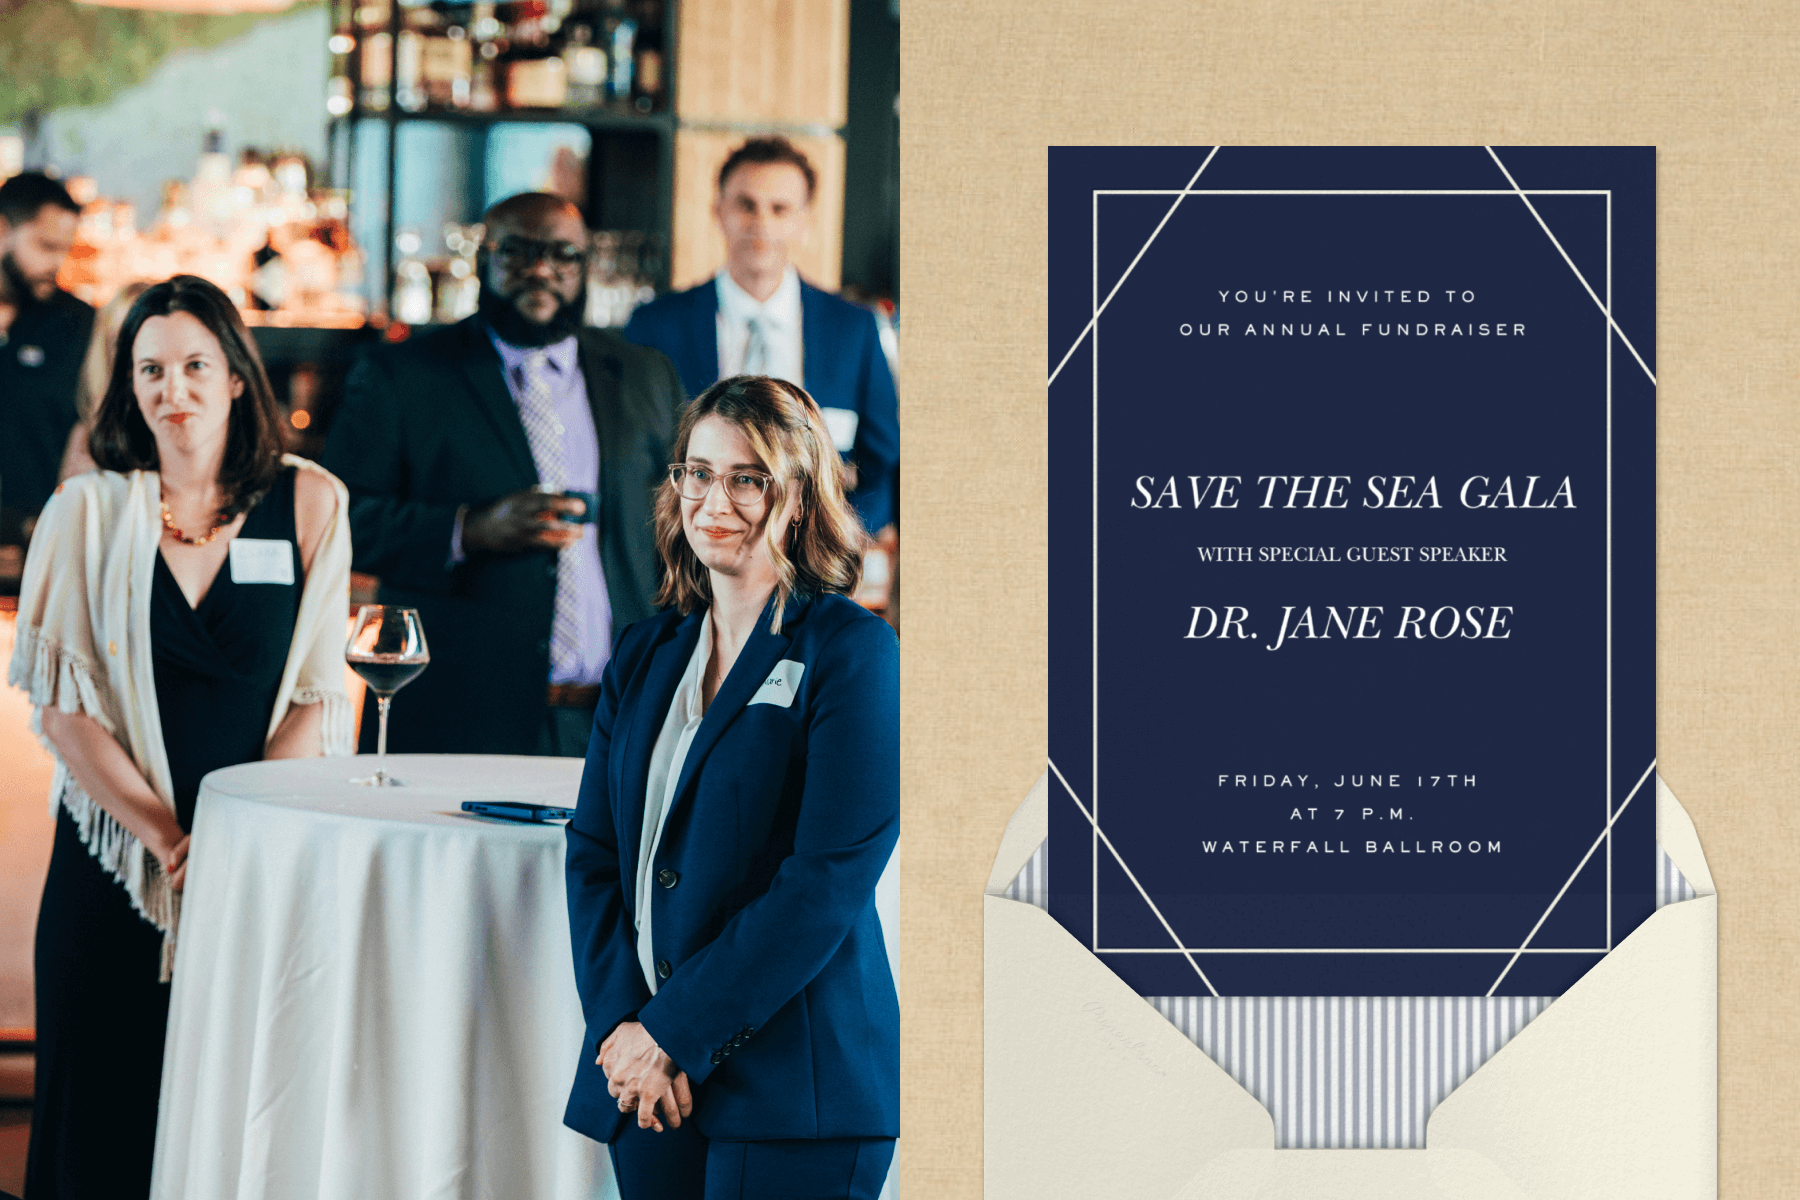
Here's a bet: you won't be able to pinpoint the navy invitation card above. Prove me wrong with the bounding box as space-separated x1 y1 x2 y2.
1048 146 1655 996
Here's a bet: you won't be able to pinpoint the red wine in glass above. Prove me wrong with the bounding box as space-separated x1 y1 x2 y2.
348 657 428 695
346 605 429 786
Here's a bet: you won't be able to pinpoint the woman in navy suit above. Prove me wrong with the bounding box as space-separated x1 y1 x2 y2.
563 374 899 1199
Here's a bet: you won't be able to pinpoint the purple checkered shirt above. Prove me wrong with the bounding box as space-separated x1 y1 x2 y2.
447 329 613 685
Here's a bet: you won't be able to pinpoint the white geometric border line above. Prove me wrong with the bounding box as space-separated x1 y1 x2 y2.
1485 145 1656 386
1053 748 1626 959
1486 759 1657 996
1045 147 1657 392
1048 757 1220 997
1046 145 1218 388
1059 149 1653 981
1052 755 1656 970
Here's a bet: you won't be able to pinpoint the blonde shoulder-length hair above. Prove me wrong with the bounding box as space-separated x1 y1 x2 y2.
654 375 865 632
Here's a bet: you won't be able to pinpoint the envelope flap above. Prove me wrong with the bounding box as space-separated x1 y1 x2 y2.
985 771 1048 894
1426 894 1717 1199
985 895 1272 1199
986 775 1716 1198
1657 777 1715 896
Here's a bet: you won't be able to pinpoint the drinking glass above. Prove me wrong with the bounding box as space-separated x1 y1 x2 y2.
346 605 430 786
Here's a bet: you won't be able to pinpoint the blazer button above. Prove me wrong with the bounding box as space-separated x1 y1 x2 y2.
710 1051 723 1065
656 959 672 979
545 563 558 580
536 638 550 655
657 868 679 889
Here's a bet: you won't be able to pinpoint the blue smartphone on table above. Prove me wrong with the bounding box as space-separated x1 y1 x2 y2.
461 801 575 823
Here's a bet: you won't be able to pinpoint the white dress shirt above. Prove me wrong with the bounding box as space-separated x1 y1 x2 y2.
635 610 712 993
715 266 803 386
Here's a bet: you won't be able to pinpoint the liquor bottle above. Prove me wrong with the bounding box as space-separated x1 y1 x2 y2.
153 179 193 234
633 47 660 109
327 24 355 115
630 0 662 109
396 27 426 112
504 1 569 108
360 32 393 111
422 22 474 109
469 1 503 111
561 21 607 108
327 74 355 117
356 0 393 112
470 0 503 40
434 224 481 322
602 3 635 102
391 228 433 325
189 125 233 240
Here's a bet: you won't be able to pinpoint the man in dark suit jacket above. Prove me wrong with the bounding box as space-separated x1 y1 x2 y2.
622 137 899 533
324 193 684 756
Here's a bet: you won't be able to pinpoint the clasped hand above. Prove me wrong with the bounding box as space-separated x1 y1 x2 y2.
462 488 588 554
154 831 191 892
599 1021 693 1132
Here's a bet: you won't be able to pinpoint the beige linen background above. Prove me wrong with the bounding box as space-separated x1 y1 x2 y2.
898 3 1799 1196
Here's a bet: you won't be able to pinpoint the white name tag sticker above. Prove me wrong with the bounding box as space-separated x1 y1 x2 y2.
749 659 805 708
228 538 295 585
819 406 860 453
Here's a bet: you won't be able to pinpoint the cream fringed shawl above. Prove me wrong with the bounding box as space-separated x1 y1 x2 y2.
5 455 354 979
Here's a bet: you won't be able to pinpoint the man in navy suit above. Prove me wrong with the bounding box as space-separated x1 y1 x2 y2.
622 136 899 534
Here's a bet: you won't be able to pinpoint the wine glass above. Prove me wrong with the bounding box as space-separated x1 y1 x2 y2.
346 605 430 787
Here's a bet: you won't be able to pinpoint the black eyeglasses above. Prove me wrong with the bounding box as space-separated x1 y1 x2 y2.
489 236 588 272
668 463 773 504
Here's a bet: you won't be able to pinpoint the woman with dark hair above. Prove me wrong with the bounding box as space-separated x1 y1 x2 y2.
7 274 353 1198
563 375 899 1199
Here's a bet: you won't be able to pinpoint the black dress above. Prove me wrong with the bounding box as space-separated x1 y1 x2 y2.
27 468 301 1199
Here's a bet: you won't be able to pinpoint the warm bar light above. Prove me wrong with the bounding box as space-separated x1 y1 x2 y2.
72 0 295 11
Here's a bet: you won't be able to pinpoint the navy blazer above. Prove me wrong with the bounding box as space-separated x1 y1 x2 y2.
563 591 900 1144
622 278 900 531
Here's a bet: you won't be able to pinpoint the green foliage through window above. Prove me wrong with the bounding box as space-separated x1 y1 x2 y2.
0 0 322 127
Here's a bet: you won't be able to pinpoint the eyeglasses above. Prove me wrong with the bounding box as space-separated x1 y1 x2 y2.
668 463 773 505
488 236 588 272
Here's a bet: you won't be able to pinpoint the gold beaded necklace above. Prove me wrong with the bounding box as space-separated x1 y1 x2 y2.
159 492 231 546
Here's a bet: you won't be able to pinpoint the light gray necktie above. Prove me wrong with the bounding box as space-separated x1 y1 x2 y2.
516 351 580 668
742 315 770 375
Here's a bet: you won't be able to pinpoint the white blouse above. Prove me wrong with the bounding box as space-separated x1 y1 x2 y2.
634 610 712 993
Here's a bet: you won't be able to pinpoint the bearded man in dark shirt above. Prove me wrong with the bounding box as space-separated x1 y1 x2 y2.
0 172 93 546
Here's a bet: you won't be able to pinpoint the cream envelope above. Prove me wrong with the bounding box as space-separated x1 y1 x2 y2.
984 773 1716 1199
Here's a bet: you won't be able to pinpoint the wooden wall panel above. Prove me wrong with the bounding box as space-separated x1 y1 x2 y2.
675 0 849 125
670 128 845 293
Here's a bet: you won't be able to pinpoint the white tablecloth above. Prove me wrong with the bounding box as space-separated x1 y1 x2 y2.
151 755 617 1200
